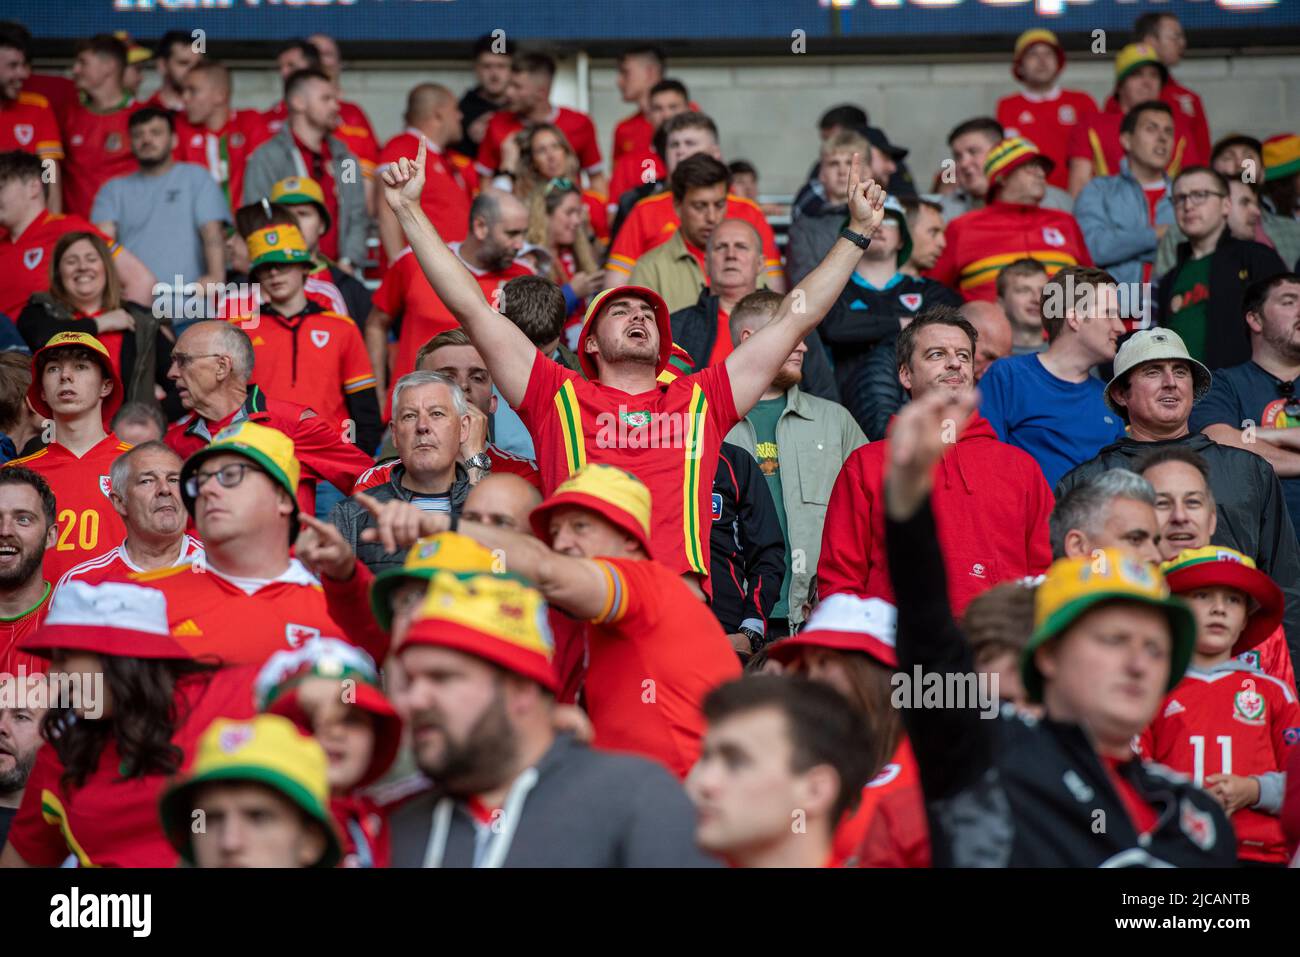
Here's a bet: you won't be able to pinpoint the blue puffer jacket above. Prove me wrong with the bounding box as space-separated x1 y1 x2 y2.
1073 158 1176 287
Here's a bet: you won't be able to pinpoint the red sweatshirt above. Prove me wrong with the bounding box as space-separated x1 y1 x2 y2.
818 414 1054 616
927 201 1092 302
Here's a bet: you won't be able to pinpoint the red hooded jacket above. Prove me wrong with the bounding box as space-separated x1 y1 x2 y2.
818 414 1053 616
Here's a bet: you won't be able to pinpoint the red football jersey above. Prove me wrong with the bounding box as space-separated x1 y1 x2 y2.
515 352 740 579
5 436 132 583
0 211 119 321
1139 663 1300 863
845 739 931 868
54 535 205 594
378 132 478 244
605 191 783 286
173 109 268 213
230 305 375 438
1067 109 1204 181
612 110 653 164
0 583 51 680
60 98 137 219
476 106 601 177
996 88 1098 192
22 73 77 121
132 559 370 665
5 667 256 867
0 92 63 162
334 99 380 179
609 149 665 208
584 556 741 778
372 244 533 385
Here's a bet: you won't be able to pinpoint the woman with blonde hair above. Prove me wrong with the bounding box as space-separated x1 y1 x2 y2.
525 177 603 337
17 231 179 416
513 122 610 246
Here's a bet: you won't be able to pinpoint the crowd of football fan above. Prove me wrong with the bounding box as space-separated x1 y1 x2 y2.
2 11 1300 869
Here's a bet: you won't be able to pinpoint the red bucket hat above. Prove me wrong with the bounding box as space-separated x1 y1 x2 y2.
27 331 125 429
529 464 654 557
20 580 191 659
767 594 899 668
576 285 673 380
400 570 558 693
1161 547 1284 655
254 637 402 789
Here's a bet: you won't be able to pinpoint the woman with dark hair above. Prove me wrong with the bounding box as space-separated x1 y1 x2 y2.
765 594 930 868
525 177 602 337
0 582 256 868
16 231 180 419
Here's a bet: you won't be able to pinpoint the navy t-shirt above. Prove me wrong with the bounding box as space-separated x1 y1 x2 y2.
1190 360 1300 537
979 353 1127 487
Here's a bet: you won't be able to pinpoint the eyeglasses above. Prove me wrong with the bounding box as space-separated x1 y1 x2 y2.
545 177 575 194
184 463 267 498
1170 189 1226 209
170 352 222 369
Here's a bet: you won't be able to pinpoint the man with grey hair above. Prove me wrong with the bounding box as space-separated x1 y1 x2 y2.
329 371 475 573
668 219 837 400
366 188 532 395
725 290 867 641
110 402 169 446
54 441 203 592
166 320 374 516
1047 468 1161 563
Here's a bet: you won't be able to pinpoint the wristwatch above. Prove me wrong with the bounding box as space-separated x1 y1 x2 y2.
465 451 492 473
738 625 766 656
839 226 872 251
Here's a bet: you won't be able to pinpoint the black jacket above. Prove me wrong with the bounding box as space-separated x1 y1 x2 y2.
887 500 1236 867
1057 432 1300 675
329 460 472 574
709 443 785 635
17 294 182 420
849 333 907 441
668 289 840 404
1156 231 1286 370
329 263 373 325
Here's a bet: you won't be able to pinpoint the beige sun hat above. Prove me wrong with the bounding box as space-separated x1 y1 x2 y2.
1104 328 1213 415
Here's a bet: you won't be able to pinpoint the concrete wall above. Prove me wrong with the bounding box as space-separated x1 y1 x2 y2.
201 51 1300 197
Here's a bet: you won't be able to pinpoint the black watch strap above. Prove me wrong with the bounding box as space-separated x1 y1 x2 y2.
839 227 871 250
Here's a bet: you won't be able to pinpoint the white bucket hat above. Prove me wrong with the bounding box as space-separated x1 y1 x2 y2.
1104 328 1212 415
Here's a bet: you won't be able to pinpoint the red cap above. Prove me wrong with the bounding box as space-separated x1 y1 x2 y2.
20 581 192 659
27 331 124 429
766 594 899 668
576 285 673 380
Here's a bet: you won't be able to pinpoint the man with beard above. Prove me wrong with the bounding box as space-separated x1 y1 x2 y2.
53 442 202 591
381 139 885 591
819 307 1054 616
1190 274 1300 539
0 694 44 850
0 26 62 210
367 190 534 398
724 291 866 639
92 107 228 291
0 467 56 678
387 567 716 867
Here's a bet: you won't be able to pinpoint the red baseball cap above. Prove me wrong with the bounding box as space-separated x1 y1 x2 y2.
767 594 899 669
576 285 673 380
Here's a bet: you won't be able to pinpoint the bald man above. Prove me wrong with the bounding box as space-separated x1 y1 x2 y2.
959 300 1012 381
461 473 543 531
377 83 477 259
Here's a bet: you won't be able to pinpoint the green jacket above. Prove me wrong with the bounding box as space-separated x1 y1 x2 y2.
627 230 706 314
725 385 867 625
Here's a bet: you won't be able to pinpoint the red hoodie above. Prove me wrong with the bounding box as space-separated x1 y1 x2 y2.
818 413 1053 616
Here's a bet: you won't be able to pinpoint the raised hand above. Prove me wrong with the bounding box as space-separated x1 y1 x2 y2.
846 151 887 235
380 136 428 214
296 513 358 582
883 387 980 521
356 491 449 554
